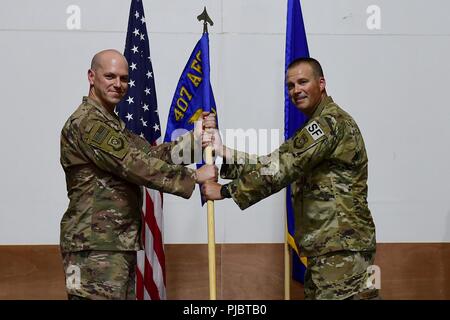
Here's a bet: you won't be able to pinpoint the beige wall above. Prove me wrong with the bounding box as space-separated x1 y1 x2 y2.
1 0 450 245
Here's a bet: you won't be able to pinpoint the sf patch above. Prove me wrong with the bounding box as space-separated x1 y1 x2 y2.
87 122 129 159
291 118 329 154
306 120 325 141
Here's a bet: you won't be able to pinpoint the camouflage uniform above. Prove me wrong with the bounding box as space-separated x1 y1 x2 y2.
221 96 377 300
304 250 378 300
60 97 197 299
62 250 136 300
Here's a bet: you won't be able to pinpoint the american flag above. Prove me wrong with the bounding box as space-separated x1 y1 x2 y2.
116 0 166 300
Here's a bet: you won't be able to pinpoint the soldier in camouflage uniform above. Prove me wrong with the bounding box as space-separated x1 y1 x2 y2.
202 58 379 300
60 49 217 300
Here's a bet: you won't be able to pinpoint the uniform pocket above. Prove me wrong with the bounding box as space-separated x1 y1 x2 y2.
303 174 335 201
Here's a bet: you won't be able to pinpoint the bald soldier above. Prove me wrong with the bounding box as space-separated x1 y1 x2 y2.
60 49 217 300
202 57 378 300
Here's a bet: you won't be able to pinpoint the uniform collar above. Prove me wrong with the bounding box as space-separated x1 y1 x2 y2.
82 96 126 131
310 95 333 119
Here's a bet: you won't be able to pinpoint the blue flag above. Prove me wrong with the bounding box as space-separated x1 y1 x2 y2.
164 33 217 143
164 32 218 205
285 0 309 283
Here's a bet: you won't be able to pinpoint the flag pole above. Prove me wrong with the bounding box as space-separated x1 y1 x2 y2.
285 217 291 300
197 7 216 300
205 145 216 300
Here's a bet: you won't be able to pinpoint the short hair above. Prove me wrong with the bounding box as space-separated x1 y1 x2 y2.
287 57 324 78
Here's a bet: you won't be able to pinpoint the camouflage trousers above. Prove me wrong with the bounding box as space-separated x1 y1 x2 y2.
304 250 380 300
62 250 137 300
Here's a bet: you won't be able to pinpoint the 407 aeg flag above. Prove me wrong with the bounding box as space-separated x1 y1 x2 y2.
164 33 217 144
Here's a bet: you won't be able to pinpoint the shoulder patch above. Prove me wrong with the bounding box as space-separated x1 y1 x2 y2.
87 122 129 159
293 133 309 150
92 124 109 144
107 135 126 151
306 120 325 141
291 118 331 154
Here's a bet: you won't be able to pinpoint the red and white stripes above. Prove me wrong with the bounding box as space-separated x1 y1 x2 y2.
136 187 166 300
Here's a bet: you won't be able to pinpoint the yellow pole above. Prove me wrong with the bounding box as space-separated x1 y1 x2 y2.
197 6 216 300
205 145 216 300
284 219 290 300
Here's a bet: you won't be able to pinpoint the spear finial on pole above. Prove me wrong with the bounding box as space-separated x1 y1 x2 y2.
197 6 214 33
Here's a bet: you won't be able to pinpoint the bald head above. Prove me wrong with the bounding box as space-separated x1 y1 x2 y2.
90 49 128 70
87 49 129 112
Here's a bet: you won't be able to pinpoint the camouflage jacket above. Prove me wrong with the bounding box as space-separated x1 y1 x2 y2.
60 97 196 252
221 96 376 257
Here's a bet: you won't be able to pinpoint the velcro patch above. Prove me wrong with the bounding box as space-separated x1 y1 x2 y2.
92 124 109 144
306 120 325 141
107 135 125 151
87 122 129 159
293 133 309 150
